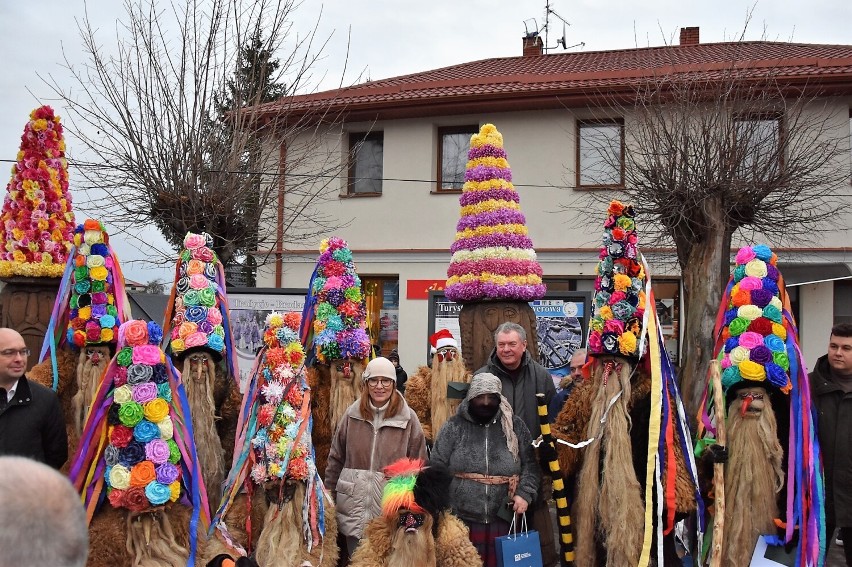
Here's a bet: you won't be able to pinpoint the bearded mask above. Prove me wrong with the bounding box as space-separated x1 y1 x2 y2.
330 358 365 382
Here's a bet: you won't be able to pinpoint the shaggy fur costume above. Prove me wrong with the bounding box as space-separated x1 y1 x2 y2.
405 356 470 443
204 486 339 567
28 346 109 470
552 362 695 567
308 360 365 478
350 511 482 567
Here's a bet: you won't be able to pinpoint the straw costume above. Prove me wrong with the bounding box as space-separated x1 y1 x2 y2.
350 458 482 567
69 319 209 567
209 311 338 567
552 201 702 566
405 329 472 443
299 236 372 477
695 245 824 566
30 219 132 463
162 231 242 499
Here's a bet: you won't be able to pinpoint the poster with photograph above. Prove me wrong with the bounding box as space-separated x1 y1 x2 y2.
228 288 307 387
428 291 590 375
379 309 399 342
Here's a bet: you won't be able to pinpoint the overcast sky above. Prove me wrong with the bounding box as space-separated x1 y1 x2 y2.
1 0 850 283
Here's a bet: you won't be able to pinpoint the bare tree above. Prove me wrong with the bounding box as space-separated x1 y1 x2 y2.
574 52 850 418
45 0 348 273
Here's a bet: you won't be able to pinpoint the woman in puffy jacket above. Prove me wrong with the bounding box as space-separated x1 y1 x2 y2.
325 357 427 558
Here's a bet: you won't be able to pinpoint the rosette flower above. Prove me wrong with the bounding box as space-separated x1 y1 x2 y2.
109 464 132 490
133 420 160 443
119 402 144 427
145 439 171 465
144 398 170 423
145 482 172 506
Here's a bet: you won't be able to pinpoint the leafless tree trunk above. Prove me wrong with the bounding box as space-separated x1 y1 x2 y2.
572 47 849 420
44 0 349 270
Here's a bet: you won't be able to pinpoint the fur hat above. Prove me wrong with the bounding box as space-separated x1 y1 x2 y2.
363 357 396 382
387 349 400 363
588 200 647 360
429 329 457 354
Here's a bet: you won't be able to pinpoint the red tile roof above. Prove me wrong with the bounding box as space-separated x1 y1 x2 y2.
256 41 852 122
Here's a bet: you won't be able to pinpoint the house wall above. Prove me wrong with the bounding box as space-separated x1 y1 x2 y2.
257 98 852 371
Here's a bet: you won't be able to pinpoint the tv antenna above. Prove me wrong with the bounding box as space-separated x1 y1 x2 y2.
540 1 584 53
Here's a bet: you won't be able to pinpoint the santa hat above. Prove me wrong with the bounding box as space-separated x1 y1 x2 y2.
430 329 457 354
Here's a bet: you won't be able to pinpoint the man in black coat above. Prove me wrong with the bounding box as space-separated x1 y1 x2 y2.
0 328 67 469
810 322 852 566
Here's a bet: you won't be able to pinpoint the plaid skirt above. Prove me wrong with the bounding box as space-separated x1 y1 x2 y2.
464 518 511 567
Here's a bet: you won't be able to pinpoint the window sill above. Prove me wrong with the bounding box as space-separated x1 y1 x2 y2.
574 184 626 191
339 192 383 199
430 189 463 195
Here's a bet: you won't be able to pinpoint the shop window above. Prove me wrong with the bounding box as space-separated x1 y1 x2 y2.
362 277 400 356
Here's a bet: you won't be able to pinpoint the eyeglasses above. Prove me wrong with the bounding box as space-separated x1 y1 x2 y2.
435 347 456 363
366 378 394 388
0 348 30 358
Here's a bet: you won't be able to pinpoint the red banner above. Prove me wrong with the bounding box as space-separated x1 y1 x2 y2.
406 279 446 300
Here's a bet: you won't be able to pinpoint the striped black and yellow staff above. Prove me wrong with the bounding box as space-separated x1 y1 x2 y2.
536 393 575 566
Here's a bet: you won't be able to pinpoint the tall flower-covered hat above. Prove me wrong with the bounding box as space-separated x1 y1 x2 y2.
445 123 546 303
587 201 647 359
0 105 75 278
716 244 791 393
162 232 238 378
63 220 131 348
213 312 328 552
69 320 207 536
299 237 371 365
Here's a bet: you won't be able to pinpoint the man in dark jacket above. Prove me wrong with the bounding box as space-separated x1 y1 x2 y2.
387 349 408 393
476 321 557 566
0 328 67 469
810 322 852 566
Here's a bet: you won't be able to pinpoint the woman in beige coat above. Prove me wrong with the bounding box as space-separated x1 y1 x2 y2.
325 357 427 558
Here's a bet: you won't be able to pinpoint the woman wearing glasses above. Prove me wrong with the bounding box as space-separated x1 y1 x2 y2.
325 356 427 559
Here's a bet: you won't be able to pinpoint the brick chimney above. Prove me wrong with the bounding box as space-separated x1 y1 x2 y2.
523 34 543 57
679 27 699 46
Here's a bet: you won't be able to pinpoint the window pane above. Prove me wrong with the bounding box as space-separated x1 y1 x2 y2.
441 131 473 190
350 134 383 194
579 124 622 186
735 118 779 180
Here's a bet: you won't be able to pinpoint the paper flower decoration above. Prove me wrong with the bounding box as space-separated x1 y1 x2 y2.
588 200 646 359
64 220 128 348
167 232 229 359
0 106 75 277
445 123 546 303
103 320 185 511
717 244 792 393
308 237 370 363
248 311 315 484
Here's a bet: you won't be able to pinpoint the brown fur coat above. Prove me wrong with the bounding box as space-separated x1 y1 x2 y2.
350 511 482 567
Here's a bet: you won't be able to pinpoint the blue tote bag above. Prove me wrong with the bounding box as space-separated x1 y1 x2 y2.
495 514 543 567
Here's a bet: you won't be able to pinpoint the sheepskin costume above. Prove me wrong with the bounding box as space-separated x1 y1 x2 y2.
208 311 338 567
551 201 700 567
162 231 241 498
299 237 371 478
695 245 823 565
405 329 471 443
69 319 209 567
30 219 131 464
350 458 482 567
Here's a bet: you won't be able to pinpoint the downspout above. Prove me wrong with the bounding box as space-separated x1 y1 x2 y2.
275 139 287 287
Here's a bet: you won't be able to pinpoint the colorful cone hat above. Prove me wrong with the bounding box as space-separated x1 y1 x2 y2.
588 201 647 359
213 311 328 552
162 232 238 379
445 123 546 303
299 236 371 365
69 320 208 540
64 220 131 348
715 244 792 393
0 105 75 277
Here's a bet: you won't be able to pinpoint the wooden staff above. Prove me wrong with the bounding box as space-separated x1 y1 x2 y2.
708 361 726 567
536 393 575 567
